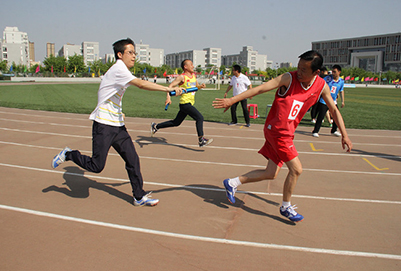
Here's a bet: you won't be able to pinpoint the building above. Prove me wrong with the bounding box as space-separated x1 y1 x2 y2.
46 42 55 58
165 50 206 69
204 47 222 67
103 53 115 64
222 46 268 71
58 43 81 60
29 41 35 62
312 32 401 72
82 41 99 65
280 62 292 69
135 42 164 67
1 26 30 67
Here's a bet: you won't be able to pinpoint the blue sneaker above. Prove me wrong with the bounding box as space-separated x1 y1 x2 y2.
223 179 237 204
280 205 304 222
133 192 159 206
51 147 71 169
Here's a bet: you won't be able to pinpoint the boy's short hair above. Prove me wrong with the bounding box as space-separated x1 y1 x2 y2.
332 64 342 72
181 59 191 70
113 38 135 60
233 64 241 73
298 50 323 72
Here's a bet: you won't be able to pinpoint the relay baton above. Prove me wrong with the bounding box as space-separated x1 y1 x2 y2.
165 87 198 111
169 87 198 96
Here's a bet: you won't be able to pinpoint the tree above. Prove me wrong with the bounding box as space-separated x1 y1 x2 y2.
43 55 67 73
67 54 86 73
0 60 7 72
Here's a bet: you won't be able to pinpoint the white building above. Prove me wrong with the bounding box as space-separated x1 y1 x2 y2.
82 41 99 65
204 47 221 67
136 42 164 67
58 43 81 60
222 46 268 71
165 50 206 69
103 53 115 64
1 26 30 68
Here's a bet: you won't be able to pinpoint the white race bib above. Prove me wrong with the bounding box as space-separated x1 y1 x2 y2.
288 100 304 120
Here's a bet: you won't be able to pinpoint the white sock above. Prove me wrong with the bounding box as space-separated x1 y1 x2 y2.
228 177 241 188
281 201 291 209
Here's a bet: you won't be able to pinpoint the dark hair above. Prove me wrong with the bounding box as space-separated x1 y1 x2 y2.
181 59 191 70
233 64 241 73
332 64 342 72
113 38 135 60
298 50 323 72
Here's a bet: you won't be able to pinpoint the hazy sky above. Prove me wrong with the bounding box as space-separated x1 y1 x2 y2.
2 0 400 67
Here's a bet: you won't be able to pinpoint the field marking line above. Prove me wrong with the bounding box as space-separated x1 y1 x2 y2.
309 143 323 152
1 204 400 260
0 162 400 205
362 158 389 171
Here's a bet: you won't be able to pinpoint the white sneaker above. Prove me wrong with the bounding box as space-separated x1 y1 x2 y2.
311 119 316 123
312 133 319 138
332 131 341 137
133 192 159 206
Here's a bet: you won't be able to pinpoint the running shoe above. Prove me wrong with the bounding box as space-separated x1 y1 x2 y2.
331 131 341 137
150 122 158 137
199 137 213 147
280 205 304 222
51 147 71 169
133 192 159 206
223 178 237 204
312 133 319 138
228 122 237 126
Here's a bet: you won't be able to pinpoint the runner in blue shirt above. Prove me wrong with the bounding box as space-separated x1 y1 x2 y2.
312 65 345 137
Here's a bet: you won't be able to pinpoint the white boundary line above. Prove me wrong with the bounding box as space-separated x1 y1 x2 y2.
0 140 401 176
1 204 400 260
0 162 400 205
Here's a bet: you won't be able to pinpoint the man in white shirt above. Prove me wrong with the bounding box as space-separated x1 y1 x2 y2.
224 65 252 127
51 38 183 207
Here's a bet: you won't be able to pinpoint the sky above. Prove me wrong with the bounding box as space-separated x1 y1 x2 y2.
1 0 401 67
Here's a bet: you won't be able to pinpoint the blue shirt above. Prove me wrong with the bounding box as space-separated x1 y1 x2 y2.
319 75 344 105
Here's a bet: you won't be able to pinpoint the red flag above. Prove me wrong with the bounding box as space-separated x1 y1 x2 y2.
374 78 378 81
51 65 53 73
35 66 40 73
163 70 167 77
64 66 66 73
154 68 157 73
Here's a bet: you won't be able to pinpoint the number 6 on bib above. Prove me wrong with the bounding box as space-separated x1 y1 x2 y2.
288 100 304 120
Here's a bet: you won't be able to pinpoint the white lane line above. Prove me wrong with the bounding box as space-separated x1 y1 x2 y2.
1 118 401 146
0 140 401 176
0 162 400 205
1 204 400 260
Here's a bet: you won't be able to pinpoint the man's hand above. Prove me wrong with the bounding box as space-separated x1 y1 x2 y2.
342 135 352 152
213 98 232 113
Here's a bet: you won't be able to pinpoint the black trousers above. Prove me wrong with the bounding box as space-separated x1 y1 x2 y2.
157 103 204 137
312 102 338 134
230 99 250 124
66 121 146 200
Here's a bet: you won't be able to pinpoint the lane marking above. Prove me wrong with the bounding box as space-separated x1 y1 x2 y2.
1 117 401 146
309 143 323 152
0 140 401 176
1 204 400 260
0 162 400 205
363 158 389 171
1 130 401 159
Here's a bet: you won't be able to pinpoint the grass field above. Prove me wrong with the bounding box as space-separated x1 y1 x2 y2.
0 83 400 130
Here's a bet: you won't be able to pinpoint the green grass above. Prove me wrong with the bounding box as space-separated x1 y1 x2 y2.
1 83 400 130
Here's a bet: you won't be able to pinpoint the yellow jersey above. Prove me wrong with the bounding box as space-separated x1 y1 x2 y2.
179 73 197 105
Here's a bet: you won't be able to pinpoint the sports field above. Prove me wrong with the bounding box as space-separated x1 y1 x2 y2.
0 82 400 130
0 81 401 270
0 105 400 270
